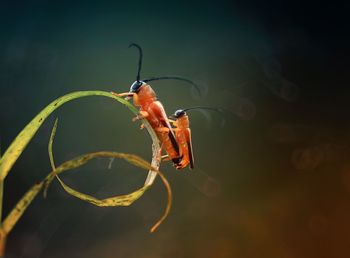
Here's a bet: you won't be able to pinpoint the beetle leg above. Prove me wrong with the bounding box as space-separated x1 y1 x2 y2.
175 159 189 170
110 91 134 98
161 155 171 161
154 127 170 133
132 111 149 122
159 143 170 161
169 120 179 130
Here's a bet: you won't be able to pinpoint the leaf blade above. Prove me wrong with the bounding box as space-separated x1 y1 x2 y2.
0 91 138 181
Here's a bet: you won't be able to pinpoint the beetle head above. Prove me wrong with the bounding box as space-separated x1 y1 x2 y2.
173 109 186 118
130 80 145 93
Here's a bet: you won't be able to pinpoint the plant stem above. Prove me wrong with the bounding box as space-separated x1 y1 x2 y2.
0 180 3 223
0 145 5 258
0 229 6 258
0 141 2 222
0 90 163 256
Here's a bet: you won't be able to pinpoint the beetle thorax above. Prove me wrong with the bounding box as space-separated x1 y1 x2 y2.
133 84 157 107
177 115 190 129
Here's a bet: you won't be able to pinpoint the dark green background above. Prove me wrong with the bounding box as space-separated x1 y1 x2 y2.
1 1 350 257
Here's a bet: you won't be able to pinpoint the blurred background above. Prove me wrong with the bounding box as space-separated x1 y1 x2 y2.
1 1 350 257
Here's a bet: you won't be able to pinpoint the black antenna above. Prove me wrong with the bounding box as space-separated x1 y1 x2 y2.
143 76 202 96
129 43 143 82
178 106 226 127
183 106 223 113
171 106 224 119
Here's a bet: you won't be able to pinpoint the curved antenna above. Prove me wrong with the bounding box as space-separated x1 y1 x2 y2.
181 106 226 128
143 76 202 96
170 106 223 119
183 106 224 113
129 43 143 82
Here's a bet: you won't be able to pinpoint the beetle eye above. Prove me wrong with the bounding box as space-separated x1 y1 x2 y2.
130 81 144 93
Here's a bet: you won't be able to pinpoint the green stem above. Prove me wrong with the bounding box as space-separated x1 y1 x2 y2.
0 231 6 258
0 141 3 223
0 91 137 181
0 180 3 223
0 144 4 258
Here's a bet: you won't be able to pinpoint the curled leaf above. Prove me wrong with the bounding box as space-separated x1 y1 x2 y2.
55 175 150 207
45 152 172 232
0 91 139 181
47 119 171 232
1 89 164 244
2 182 44 235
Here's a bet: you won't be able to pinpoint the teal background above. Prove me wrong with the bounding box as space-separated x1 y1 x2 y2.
1 1 350 257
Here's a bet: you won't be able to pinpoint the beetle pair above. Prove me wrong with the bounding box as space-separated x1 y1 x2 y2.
113 43 214 170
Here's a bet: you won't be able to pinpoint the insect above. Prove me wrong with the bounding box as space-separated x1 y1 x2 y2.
112 43 201 167
169 107 223 170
